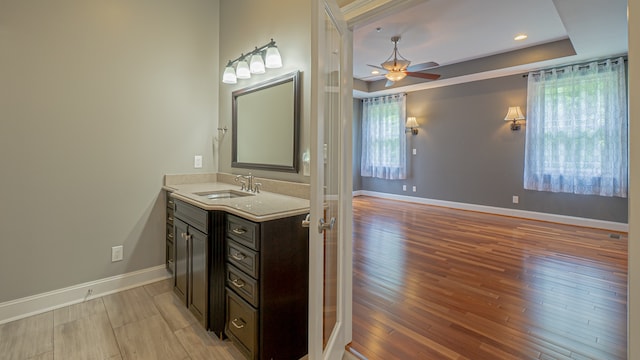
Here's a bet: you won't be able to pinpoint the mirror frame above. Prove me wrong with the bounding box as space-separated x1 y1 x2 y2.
232 71 301 173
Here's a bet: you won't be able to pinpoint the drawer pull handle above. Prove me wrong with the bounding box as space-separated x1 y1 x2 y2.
168 233 174 239
231 252 246 261
231 318 245 329
232 278 245 288
168 200 174 205
232 227 247 235
168 217 174 222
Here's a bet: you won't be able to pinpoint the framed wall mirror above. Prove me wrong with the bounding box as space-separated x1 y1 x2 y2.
232 71 300 172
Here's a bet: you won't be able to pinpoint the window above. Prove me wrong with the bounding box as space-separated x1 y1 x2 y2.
524 57 628 197
361 94 407 180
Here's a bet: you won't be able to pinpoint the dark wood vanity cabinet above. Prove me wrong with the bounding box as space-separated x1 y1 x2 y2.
172 199 225 337
165 192 175 274
225 214 309 360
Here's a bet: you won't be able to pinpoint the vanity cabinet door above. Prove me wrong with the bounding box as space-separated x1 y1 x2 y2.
173 218 188 304
189 226 208 327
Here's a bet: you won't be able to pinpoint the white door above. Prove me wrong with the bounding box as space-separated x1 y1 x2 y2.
309 0 353 359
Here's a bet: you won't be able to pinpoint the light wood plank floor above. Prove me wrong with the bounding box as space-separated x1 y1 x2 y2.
350 196 628 360
0 279 245 360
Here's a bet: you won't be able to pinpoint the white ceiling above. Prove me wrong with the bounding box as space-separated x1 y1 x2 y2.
350 0 628 91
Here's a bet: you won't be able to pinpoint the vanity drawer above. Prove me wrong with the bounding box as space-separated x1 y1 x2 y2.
166 241 174 274
226 241 259 279
226 290 257 360
166 206 175 225
166 224 174 242
226 215 259 251
174 199 208 234
226 264 259 307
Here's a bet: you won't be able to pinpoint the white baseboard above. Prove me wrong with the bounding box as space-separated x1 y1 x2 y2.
0 265 171 325
352 190 628 232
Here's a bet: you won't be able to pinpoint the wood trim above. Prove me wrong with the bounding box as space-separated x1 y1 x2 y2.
353 190 628 232
0 265 171 325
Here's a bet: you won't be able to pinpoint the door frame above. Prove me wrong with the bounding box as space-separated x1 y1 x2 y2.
309 0 354 359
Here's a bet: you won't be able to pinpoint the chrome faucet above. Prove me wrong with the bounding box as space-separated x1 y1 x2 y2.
234 174 248 191
235 173 260 193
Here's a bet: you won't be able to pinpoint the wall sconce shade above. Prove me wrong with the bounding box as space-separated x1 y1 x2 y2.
222 65 237 84
222 39 282 84
235 59 251 79
504 106 526 131
405 117 419 135
265 45 283 68
249 53 266 74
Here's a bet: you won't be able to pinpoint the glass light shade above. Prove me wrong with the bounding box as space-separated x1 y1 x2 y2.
504 106 525 121
382 59 410 71
222 66 237 84
385 70 407 82
265 46 282 68
405 117 419 129
249 53 266 74
236 60 251 79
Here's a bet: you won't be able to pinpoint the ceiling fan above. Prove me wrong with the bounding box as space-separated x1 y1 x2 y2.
368 35 440 87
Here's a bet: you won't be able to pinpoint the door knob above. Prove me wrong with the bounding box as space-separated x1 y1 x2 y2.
318 217 336 234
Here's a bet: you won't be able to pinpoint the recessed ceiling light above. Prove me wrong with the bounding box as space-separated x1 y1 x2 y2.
514 34 528 41
371 70 380 75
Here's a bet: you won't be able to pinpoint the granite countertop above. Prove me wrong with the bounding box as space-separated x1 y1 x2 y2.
164 182 310 222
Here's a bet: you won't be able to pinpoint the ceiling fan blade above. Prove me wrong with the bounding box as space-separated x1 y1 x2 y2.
385 80 395 87
367 64 387 71
406 72 441 80
406 61 439 72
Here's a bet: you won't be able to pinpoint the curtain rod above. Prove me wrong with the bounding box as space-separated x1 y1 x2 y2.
522 57 627 78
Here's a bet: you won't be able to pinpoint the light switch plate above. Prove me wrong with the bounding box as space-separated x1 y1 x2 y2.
412 186 417 192
194 155 203 168
512 195 519 204
412 148 417 155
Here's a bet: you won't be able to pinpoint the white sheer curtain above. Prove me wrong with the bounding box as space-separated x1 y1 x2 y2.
361 93 407 180
524 57 628 197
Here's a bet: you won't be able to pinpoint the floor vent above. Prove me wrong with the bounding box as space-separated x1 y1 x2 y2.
609 233 621 239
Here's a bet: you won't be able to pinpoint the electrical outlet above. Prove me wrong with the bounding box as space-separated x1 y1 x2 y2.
412 186 417 192
512 195 519 204
194 155 203 168
111 245 123 262
412 148 417 155
402 185 407 191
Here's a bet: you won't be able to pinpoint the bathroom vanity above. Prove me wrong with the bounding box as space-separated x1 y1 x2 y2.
164 174 309 360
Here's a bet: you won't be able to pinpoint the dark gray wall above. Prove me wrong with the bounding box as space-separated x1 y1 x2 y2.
354 74 628 223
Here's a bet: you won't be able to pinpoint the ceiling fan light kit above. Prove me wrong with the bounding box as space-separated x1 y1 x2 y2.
386 70 407 82
369 36 441 87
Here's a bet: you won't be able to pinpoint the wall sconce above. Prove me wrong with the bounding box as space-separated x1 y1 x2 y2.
504 106 525 131
222 39 283 84
405 117 419 135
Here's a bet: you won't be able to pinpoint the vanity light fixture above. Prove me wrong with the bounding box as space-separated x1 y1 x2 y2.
222 39 283 84
504 106 526 131
405 116 419 135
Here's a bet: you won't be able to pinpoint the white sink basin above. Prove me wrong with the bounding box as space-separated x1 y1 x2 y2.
194 190 255 200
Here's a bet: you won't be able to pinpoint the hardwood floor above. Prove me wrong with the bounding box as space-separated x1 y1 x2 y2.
350 196 627 360
0 279 244 360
